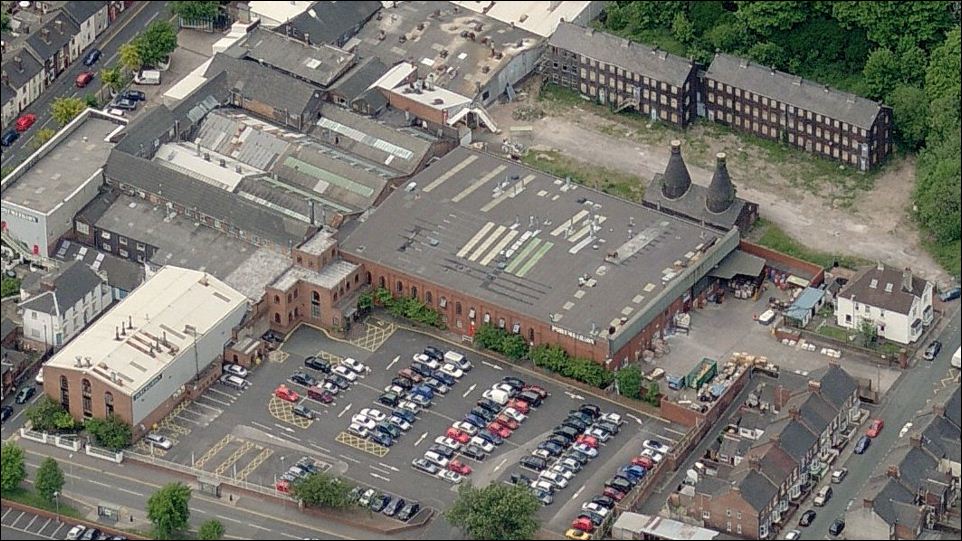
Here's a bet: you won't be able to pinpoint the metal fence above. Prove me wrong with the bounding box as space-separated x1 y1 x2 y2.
125 451 286 501
85 445 124 463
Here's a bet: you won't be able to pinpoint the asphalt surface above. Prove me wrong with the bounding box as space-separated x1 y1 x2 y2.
1 506 75 540
0 1 170 170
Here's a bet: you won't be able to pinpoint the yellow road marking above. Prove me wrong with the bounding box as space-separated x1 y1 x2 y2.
335 432 389 457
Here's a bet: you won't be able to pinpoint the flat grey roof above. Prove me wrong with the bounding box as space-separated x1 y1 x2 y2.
341 147 722 338
94 194 291 300
3 116 118 213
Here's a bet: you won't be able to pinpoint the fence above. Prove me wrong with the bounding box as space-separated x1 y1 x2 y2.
53 435 81 452
125 450 282 500
19 428 49 444
85 445 124 463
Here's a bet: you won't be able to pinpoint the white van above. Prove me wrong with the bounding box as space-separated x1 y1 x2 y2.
952 347 961 369
134 69 161 85
444 350 472 371
482 388 509 405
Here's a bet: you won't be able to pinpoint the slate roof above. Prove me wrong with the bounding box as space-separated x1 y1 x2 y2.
279 1 381 45
53 238 144 294
113 106 178 157
838 263 929 315
737 470 779 512
2 49 44 89
232 26 355 88
796 392 837 434
809 364 858 410
329 56 388 101
920 415 961 464
61 1 106 26
19 261 104 317
756 445 796 484
26 12 79 61
770 418 817 463
945 387 961 429
871 478 921 528
205 53 324 118
706 53 886 130
0 318 15 340
549 22 695 87
104 151 312 248
1 82 14 108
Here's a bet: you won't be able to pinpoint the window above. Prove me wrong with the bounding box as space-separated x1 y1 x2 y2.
455 302 462 316
104 391 114 415
528 328 534 341
119 248 128 258
118 236 127 246
76 221 89 235
512 322 521 334
136 242 145 251
287 293 292 303
425 291 433 305
274 295 280 304
101 231 111 240
410 285 417 298
498 318 506 329
311 291 320 319
82 378 92 416
396 280 403 293
483 312 491 324
845 314 852 323
293 289 298 299
439 297 447 308
379 276 386 289
468 308 476 320
274 312 281 323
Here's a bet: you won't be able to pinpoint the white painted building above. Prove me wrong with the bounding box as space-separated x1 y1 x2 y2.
1 51 47 126
20 261 112 350
62 1 110 53
835 263 934 344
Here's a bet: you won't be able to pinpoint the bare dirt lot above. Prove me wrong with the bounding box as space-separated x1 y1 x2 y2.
483 79 950 286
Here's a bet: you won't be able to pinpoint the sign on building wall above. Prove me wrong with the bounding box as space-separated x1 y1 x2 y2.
551 325 596 345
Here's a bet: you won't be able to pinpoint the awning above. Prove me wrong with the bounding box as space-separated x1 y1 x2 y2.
709 249 766 280
786 275 811 288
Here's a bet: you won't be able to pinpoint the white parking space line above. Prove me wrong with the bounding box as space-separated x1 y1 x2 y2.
207 388 237 399
309 442 331 453
199 396 232 407
248 523 271 531
481 360 503 371
190 401 222 412
494 457 508 472
378 462 399 472
662 426 688 437
250 421 273 432
50 522 65 538
571 486 584 500
339 454 360 463
38 518 51 532
386 355 400 370
370 465 391 475
2 508 12 520
217 515 244 524
117 487 145 497
2 521 55 540
25 515 37 530
462 383 477 398
337 403 352 418
274 423 295 434
370 472 391 482
414 432 428 446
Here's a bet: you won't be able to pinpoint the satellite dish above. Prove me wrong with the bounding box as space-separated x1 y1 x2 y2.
19 1 31 8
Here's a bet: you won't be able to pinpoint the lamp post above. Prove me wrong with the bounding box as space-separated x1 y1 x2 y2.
53 491 60 522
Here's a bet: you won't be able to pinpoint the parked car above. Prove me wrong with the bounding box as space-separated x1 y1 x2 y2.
501 376 525 389
423 377 450 394
520 455 547 472
75 71 95 88
814 485 833 507
643 439 670 453
428 444 455 459
432 370 456 386
785 529 802 540
290 371 317 387
502 407 527 423
938 286 961 302
831 468 848 484
829 518 845 536
397 501 421 521
15 386 35 404
15 113 37 132
351 414 377 431
370 493 392 512
388 415 411 432
375 422 401 439
398 367 423 383
854 435 871 454
565 528 591 540
602 486 626 501
423 451 449 468
305 356 331 372
332 365 357 381
445 427 471 443
461 444 486 461
570 517 594 533
224 363 248 378
369 430 393 447
326 374 350 390
1 405 13 423
65 525 87 540
219 374 249 390
435 436 462 451
292 404 314 419
469 436 495 453
632 455 655 469
867 418 884 438
799 509 817 527
518 390 543 408
423 345 445 361
111 97 138 110
307 386 334 403
447 459 472 475
121 89 146 101
144 432 173 450
341 357 367 373
923 340 942 360
392 408 416 424
348 422 369 438
378 391 400 408
439 362 464 379
1 129 20 146
83 48 102 66
382 496 405 516
359 408 386 423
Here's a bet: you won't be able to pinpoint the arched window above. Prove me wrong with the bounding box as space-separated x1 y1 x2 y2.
294 307 299 317
312 291 321 319
366 272 372 284
425 291 433 305
439 296 448 309
455 302 462 316
312 291 320 302
396 280 403 293
346 281 351 291
287 293 292 303
274 294 280 304
60 376 69 390
379 276 386 288
274 313 281 323
411 286 418 299
104 391 114 415
354 274 359 284
82 378 92 416
293 288 298 299
288 312 293 324
82 378 92 396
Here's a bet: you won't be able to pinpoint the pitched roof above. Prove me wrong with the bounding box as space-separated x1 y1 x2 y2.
279 1 381 45
706 52 885 129
26 12 79 61
809 364 858 410
61 1 107 26
837 263 929 314
737 470 779 512
205 53 323 118
1 318 16 340
314 104 432 175
232 27 355 88
20 261 105 317
870 478 921 527
771 418 818 463
2 49 44 89
796 392 837 434
329 56 388 101
1 82 14 107
920 415 961 464
549 22 695 87
945 387 961 429
53 238 145 293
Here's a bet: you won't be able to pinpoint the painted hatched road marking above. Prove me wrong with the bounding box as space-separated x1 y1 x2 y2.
194 434 235 469
268 396 312 428
235 447 273 481
350 321 395 351
213 441 257 476
335 431 389 457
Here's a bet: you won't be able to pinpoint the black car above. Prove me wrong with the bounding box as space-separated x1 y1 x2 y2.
477 398 501 413
292 404 313 419
565 449 590 465
423 346 445 361
579 403 602 418
305 356 332 373
923 340 942 360
579 511 605 526
15 386 35 404
854 435 871 454
537 441 564 457
606 477 633 493
383 497 405 517
501 376 525 389
432 370 456 386
799 509 817 527
121 89 146 101
1 405 13 423
476 428 503 446
509 472 533 486
370 431 393 447
378 392 400 408
376 422 401 439
551 425 580 442
291 371 317 387
562 417 588 432
546 434 570 448
392 376 415 390
461 444 486 461
82 48 102 66
591 495 615 509
262 330 284 343
326 374 350 390
410 362 434 378
939 286 961 302
520 456 547 472
829 518 845 536
567 410 594 425
1 130 20 147
393 408 416 424
370 493 392 512
428 444 455 459
397 501 420 521
470 407 495 422
596 420 620 435
517 390 543 408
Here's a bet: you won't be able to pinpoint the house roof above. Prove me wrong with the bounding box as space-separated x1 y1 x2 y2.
61 1 107 26
706 53 886 129
279 1 381 45
0 318 15 340
945 387 961 430
809 364 858 410
19 261 104 317
737 470 779 512
920 415 961 465
549 22 695 87
329 56 388 102
26 12 79 61
1 50 44 89
838 263 929 314
1 82 14 108
871 478 922 528
709 249 765 280
770 418 817 463
53 239 145 293
230 26 356 88
796 392 837 434
204 53 324 119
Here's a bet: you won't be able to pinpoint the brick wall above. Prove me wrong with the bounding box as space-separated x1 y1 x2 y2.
739 240 825 285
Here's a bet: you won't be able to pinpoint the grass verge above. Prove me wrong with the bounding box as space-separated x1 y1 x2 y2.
3 488 84 519
750 218 868 271
521 149 645 202
923 238 961 280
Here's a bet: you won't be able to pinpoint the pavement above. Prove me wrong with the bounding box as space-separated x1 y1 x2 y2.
1 1 171 170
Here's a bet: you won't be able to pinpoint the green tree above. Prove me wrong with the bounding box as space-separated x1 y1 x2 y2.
706 22 747 52
84 93 99 108
499 333 529 361
50 96 86 126
862 47 901 100
603 1 683 33
26 396 76 432
446 482 540 540
689 1 727 34
137 21 178 68
1 442 26 492
1 276 21 297
119 41 142 72
474 324 504 351
894 38 927 89
100 67 124 96
34 457 65 502
197 519 225 540
888 85 928 149
84 414 132 451
171 1 219 20
147 482 192 539
924 28 961 108
670 12 695 45
857 319 879 348
30 128 56 150
645 382 662 405
291 473 352 508
831 1 955 50
914 128 961 244
615 365 643 399
746 42 787 69
1 11 11 32
735 1 810 36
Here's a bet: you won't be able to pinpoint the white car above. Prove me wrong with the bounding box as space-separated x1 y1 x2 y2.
389 415 412 431
359 408 386 422
437 469 463 484
224 363 248 378
531 448 553 461
452 421 478 436
582 502 610 517
423 451 449 468
601 412 624 426
538 470 569 488
219 374 249 390
65 525 87 540
144 432 173 450
572 443 599 458
104 107 126 117
493 383 516 396
586 427 612 442
470 436 495 453
641 448 664 463
440 363 464 379
322 381 340 395
348 422 369 438
413 353 440 369
384 384 405 395
351 415 376 430
785 529 801 540
341 357 367 373
530 479 556 494
548 466 574 480
398 400 421 414
503 407 527 423
435 436 463 450
482 389 509 404
333 365 357 381
643 439 670 454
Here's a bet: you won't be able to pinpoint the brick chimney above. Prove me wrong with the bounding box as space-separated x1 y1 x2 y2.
748 454 761 472
808 379 821 393
909 434 922 449
863 497 874 509
42 28 51 43
55 19 63 33
788 405 800 421
902 267 913 293
40 275 57 292
887 465 900 479
774 385 792 410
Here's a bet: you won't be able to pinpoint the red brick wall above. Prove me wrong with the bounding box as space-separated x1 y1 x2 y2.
383 92 446 126
660 397 703 428
267 263 367 334
739 240 825 286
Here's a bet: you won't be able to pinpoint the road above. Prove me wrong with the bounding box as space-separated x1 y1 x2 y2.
1 1 170 170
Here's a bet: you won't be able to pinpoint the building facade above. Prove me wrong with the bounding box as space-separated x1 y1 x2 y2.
25 13 80 84
1 51 47 125
705 53 892 170
835 264 933 344
19 261 113 351
545 23 699 127
62 1 109 53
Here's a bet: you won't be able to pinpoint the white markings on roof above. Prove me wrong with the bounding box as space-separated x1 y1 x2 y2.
457 221 496 258
451 164 507 203
468 225 507 262
423 154 478 192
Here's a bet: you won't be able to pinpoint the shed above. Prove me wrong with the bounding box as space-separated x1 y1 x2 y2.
784 287 826 327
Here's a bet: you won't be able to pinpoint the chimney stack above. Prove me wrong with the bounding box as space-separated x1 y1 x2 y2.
901 268 913 293
128 315 133 329
788 405 800 421
887 465 900 479
808 379 822 393
304 32 310 45
909 434 922 449
309 200 316 226
706 152 736 214
661 140 692 200
748 454 761 472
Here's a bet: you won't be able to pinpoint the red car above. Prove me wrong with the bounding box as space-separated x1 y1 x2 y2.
495 415 519 430
522 384 549 399
446 427 471 443
867 419 884 438
447 459 472 475
398 368 423 383
275 479 291 494
487 422 511 438
632 455 655 469
274 385 300 403
603 486 627 501
576 434 599 448
15 113 37 132
508 398 530 414
571 517 594 533
75 71 94 88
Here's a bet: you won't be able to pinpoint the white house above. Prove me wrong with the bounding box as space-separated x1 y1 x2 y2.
62 1 110 53
19 261 113 351
1 51 47 125
835 263 933 344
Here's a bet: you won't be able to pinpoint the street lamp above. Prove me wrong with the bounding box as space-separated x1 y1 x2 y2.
53 491 60 522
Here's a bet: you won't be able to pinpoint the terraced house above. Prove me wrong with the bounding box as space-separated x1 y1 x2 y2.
705 53 892 170
545 22 699 127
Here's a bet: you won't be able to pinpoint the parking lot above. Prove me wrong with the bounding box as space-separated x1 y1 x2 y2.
1 506 72 540
144 318 688 531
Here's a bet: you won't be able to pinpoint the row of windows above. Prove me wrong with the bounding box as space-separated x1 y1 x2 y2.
60 376 113 417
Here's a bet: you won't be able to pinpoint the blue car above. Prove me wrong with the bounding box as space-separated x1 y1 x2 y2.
854 435 871 455
463 413 487 428
619 465 647 482
393 408 416 424
476 429 503 446
370 431 393 447
411 384 434 400
432 370 456 386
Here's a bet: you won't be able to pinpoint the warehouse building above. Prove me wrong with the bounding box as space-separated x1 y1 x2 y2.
42 266 248 434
